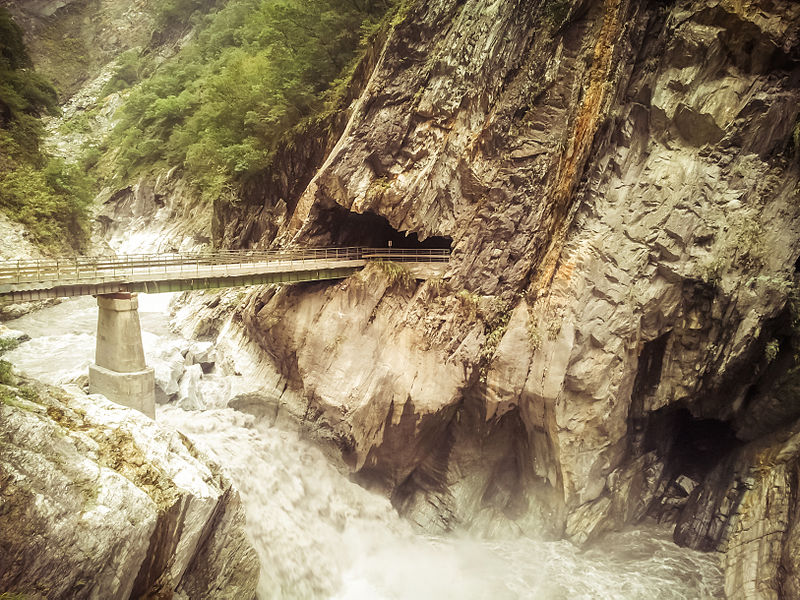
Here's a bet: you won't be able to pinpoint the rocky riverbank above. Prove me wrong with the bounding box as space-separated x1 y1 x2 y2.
0 373 259 599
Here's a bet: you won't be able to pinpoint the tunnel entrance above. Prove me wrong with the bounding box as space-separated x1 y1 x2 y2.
310 205 452 250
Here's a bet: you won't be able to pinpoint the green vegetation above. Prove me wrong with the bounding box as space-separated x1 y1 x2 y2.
765 338 780 363
374 260 415 290
480 297 512 362
701 214 766 284
109 0 393 200
0 337 20 354
101 50 149 97
426 275 447 297
0 8 93 251
0 359 14 385
0 8 58 163
0 377 39 408
155 0 225 29
542 0 570 28
0 156 94 249
527 321 542 352
457 290 480 321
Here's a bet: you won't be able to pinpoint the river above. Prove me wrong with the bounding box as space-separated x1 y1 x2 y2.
5 295 724 599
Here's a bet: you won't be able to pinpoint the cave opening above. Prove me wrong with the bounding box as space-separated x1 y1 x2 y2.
629 333 670 453
312 204 453 250
643 407 741 482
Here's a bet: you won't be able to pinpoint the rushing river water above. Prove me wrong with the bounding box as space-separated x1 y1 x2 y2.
5 295 725 599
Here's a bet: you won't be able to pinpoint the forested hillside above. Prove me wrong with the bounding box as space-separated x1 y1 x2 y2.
0 0 393 251
0 8 93 251
108 0 392 200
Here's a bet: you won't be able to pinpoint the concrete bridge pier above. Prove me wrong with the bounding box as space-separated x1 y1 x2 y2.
88 292 155 419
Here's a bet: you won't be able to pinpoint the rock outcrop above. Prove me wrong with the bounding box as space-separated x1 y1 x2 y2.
96 169 213 254
208 0 800 594
0 376 259 599
674 420 800 599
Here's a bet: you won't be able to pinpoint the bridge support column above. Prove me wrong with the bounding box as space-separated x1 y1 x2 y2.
88 293 155 419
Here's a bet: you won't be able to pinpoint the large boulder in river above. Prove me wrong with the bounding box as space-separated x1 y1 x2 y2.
184 341 217 373
177 363 205 410
0 378 259 599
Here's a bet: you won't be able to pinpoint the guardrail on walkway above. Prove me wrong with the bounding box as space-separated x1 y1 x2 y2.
0 247 451 285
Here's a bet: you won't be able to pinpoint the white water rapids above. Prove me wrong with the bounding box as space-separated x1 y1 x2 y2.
5 295 725 599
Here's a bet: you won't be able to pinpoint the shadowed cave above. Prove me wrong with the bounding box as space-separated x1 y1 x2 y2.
308 204 453 250
645 408 741 482
629 333 742 517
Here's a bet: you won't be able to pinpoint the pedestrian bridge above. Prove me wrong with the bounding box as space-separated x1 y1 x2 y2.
0 247 450 419
0 247 450 303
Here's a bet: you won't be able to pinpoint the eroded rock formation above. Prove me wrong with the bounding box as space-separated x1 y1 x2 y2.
207 0 800 596
0 377 259 599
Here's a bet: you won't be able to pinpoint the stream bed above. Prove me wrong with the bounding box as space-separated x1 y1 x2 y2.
5 295 725 599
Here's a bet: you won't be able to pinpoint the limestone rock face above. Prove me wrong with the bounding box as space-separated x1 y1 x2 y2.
207 0 800 592
0 0 162 98
0 379 259 599
675 421 800 599
96 170 213 255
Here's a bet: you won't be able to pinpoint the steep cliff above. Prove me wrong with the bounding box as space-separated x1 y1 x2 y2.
0 375 259 599
209 0 800 595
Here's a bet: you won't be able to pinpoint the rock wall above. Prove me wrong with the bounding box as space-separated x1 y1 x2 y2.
210 0 800 595
0 0 165 99
0 377 259 599
96 169 213 254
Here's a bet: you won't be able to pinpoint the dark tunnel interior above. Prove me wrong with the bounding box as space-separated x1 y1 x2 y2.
644 407 741 481
312 205 452 250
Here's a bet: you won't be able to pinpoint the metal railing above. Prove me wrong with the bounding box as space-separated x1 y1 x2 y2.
0 247 451 285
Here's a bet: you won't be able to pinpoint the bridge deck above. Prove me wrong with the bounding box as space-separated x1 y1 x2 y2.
0 248 449 302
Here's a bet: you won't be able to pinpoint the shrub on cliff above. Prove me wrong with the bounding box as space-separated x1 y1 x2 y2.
0 156 93 250
0 8 58 158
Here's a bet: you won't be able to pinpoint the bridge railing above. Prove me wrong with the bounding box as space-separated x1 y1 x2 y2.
361 248 450 262
0 247 450 285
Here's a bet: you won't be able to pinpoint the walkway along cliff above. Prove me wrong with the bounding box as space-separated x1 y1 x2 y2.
205 0 800 598
0 248 448 419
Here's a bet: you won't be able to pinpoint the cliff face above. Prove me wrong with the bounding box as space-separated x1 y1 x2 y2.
211 0 800 594
0 0 162 99
0 378 259 599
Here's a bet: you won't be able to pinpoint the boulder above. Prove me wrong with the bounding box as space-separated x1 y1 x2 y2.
228 391 281 426
0 378 259 599
0 325 29 345
177 364 205 410
184 341 217 373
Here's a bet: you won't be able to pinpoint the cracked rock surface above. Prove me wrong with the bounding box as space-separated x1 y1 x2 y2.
0 378 259 599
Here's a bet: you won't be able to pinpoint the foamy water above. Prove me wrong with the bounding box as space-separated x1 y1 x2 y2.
5 295 725 599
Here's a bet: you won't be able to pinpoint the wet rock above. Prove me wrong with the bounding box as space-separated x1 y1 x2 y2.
0 325 29 345
150 346 185 405
228 391 280 426
177 364 205 411
184 341 217 373
206 0 799 588
674 475 699 497
0 378 259 599
675 421 800 598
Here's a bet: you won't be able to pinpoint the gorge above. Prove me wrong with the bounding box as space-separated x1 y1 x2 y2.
1 0 800 598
